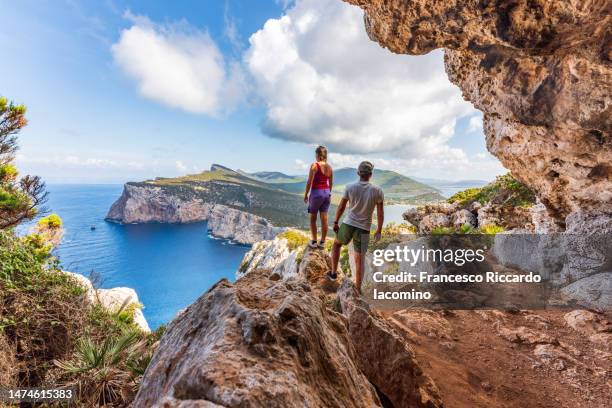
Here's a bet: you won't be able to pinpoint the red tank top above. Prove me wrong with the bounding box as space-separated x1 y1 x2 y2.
312 163 330 189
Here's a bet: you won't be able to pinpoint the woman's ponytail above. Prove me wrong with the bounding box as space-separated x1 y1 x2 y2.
315 145 328 162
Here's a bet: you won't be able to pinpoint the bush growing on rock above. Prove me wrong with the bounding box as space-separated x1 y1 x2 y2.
0 95 157 407
448 173 535 209
479 224 506 235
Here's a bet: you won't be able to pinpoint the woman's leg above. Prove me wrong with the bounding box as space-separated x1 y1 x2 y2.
320 212 328 242
309 212 318 242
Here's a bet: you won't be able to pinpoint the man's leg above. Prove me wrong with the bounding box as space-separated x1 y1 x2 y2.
330 240 342 274
353 250 364 294
320 212 328 242
352 228 369 294
309 212 318 242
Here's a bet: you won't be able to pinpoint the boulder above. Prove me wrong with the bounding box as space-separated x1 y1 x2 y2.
418 213 450 234
63 271 150 333
97 287 151 333
450 209 476 229
560 273 612 312
403 206 427 228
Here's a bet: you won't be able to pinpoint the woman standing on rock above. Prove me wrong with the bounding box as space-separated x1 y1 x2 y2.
304 145 333 249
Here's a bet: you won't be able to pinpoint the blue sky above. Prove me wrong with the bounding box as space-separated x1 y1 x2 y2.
1 0 505 183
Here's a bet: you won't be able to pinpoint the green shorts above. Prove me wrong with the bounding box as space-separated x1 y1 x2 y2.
336 222 370 253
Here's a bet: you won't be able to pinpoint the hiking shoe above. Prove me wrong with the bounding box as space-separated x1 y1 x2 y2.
317 240 325 249
326 271 337 281
308 240 317 249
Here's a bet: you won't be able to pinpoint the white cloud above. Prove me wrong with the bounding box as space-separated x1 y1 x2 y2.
175 160 188 172
467 114 484 133
112 14 244 115
245 0 475 160
294 158 308 170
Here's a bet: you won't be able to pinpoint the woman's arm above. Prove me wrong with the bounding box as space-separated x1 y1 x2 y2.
328 167 333 191
304 164 315 202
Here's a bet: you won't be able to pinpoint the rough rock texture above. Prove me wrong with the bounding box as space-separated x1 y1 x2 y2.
530 201 561 233
476 203 532 229
106 184 284 245
345 0 611 228
417 213 450 234
63 271 150 332
338 281 443 408
135 250 441 408
207 205 285 245
450 209 476 229
236 234 300 279
107 184 212 224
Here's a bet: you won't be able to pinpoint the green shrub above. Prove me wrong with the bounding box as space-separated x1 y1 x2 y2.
447 173 535 208
0 230 86 385
0 164 18 182
459 223 477 234
479 224 505 234
55 328 151 406
38 213 62 229
447 188 483 206
430 226 457 235
278 229 309 250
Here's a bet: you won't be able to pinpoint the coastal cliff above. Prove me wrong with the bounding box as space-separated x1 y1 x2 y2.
106 183 285 245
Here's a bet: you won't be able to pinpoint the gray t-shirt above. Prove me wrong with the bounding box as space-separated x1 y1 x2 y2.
342 181 384 231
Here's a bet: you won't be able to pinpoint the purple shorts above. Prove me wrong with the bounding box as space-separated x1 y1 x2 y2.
308 188 331 214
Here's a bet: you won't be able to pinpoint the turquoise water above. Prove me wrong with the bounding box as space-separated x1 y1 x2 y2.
24 185 249 330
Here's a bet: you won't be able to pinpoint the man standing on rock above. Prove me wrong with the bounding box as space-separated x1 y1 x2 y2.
328 161 383 294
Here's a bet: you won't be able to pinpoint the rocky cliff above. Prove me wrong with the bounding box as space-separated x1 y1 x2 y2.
63 271 150 332
344 0 611 230
106 183 284 245
135 248 442 408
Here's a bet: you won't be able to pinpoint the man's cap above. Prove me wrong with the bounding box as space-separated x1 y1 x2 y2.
358 161 374 174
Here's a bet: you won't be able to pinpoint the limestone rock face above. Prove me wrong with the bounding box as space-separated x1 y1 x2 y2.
207 205 285 245
106 184 212 224
344 0 611 227
418 213 450 234
63 271 150 332
134 271 382 408
106 184 284 245
236 234 300 279
136 250 441 407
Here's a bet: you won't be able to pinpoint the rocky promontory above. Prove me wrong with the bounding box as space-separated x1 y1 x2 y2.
106 183 284 245
135 248 442 408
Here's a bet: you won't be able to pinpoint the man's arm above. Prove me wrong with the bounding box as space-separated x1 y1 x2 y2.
304 164 315 203
333 198 348 232
375 202 384 238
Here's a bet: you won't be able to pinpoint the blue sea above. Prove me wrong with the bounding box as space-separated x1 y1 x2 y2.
23 185 249 330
